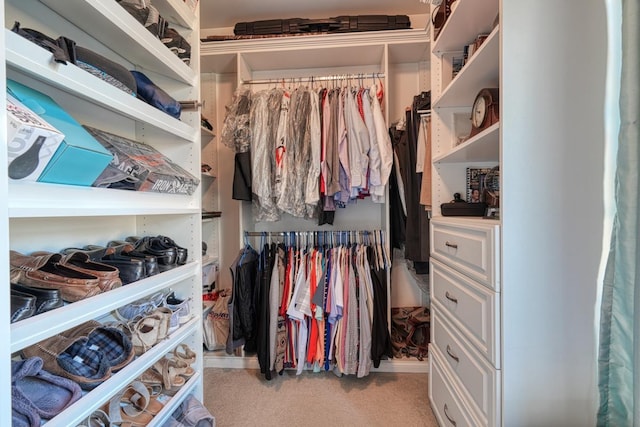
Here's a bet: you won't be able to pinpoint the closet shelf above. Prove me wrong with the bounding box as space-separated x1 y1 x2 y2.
201 27 429 73
8 181 201 218
42 319 200 427
6 30 197 143
203 255 219 267
201 127 216 139
152 0 198 30
10 262 198 353
433 25 499 108
202 27 428 54
39 0 197 84
433 122 499 163
431 0 499 56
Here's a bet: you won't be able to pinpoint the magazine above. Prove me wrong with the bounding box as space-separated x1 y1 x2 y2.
466 166 499 203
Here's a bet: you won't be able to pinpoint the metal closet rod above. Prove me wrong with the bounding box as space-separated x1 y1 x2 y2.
241 73 385 85
244 230 384 237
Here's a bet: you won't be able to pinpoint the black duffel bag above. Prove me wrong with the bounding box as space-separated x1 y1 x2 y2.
234 15 411 36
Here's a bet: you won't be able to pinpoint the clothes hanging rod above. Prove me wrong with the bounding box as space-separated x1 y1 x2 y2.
241 73 385 86
244 230 384 237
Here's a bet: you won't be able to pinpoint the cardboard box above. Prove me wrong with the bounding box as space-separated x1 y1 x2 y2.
6 79 113 186
85 126 200 195
6 92 65 181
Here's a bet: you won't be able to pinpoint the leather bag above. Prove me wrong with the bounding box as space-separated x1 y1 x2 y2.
432 0 453 40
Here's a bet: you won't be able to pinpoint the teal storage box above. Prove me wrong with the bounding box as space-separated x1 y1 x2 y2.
6 79 112 186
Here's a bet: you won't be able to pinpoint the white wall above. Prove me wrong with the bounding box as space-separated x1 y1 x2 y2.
501 0 606 424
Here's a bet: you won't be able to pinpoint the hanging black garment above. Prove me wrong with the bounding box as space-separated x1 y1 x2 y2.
226 251 245 354
394 107 430 263
232 151 252 201
369 246 393 367
231 245 259 352
256 242 276 380
387 134 406 252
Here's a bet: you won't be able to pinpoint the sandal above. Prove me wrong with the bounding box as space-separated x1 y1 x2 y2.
153 358 186 396
102 381 157 427
130 315 161 355
78 409 111 427
173 343 196 365
138 366 164 397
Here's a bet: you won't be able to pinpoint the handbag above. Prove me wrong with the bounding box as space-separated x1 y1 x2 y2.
432 0 453 40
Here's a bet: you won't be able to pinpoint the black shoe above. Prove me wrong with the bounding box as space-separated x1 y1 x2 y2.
10 290 36 323
133 236 177 271
98 255 146 285
11 283 63 315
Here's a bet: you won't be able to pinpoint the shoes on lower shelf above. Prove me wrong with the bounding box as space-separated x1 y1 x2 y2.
101 380 163 427
12 356 83 425
162 395 215 427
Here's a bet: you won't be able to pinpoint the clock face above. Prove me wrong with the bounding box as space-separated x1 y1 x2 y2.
472 96 487 128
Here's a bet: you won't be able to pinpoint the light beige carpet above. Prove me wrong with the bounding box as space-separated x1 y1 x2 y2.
203 368 438 427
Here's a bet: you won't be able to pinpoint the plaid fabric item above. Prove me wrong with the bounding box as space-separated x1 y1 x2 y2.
57 338 111 387
85 326 133 372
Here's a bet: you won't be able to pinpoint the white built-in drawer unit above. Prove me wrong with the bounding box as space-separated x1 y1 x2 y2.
431 258 500 366
430 347 482 427
429 216 501 427
431 304 501 426
430 218 500 290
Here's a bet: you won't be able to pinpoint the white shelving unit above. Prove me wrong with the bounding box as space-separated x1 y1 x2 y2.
200 26 431 371
4 0 204 426
428 1 607 425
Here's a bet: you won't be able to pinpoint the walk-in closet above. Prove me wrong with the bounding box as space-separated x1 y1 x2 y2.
3 0 610 426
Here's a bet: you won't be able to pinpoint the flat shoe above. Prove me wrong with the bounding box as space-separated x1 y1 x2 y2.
10 251 102 303
10 290 36 323
11 283 63 315
12 356 82 419
22 334 112 390
62 320 135 373
31 250 122 293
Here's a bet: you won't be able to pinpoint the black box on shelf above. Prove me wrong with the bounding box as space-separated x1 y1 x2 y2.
85 126 199 195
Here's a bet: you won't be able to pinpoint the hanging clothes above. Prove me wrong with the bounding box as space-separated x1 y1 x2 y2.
223 80 394 223
228 231 393 379
389 91 431 269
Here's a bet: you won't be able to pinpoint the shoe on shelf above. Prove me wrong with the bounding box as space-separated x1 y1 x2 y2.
115 291 166 323
169 395 215 427
31 251 123 293
10 251 102 303
97 254 146 285
133 236 178 271
11 283 63 315
101 381 156 427
129 308 171 355
157 236 188 265
21 334 112 390
165 292 192 325
77 409 111 427
12 356 82 420
10 290 36 323
61 320 135 373
104 243 160 277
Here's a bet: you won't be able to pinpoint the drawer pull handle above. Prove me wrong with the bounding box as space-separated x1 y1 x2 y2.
444 403 457 426
445 291 458 304
445 241 458 249
446 345 460 363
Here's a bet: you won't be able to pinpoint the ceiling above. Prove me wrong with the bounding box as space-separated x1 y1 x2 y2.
199 0 431 30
